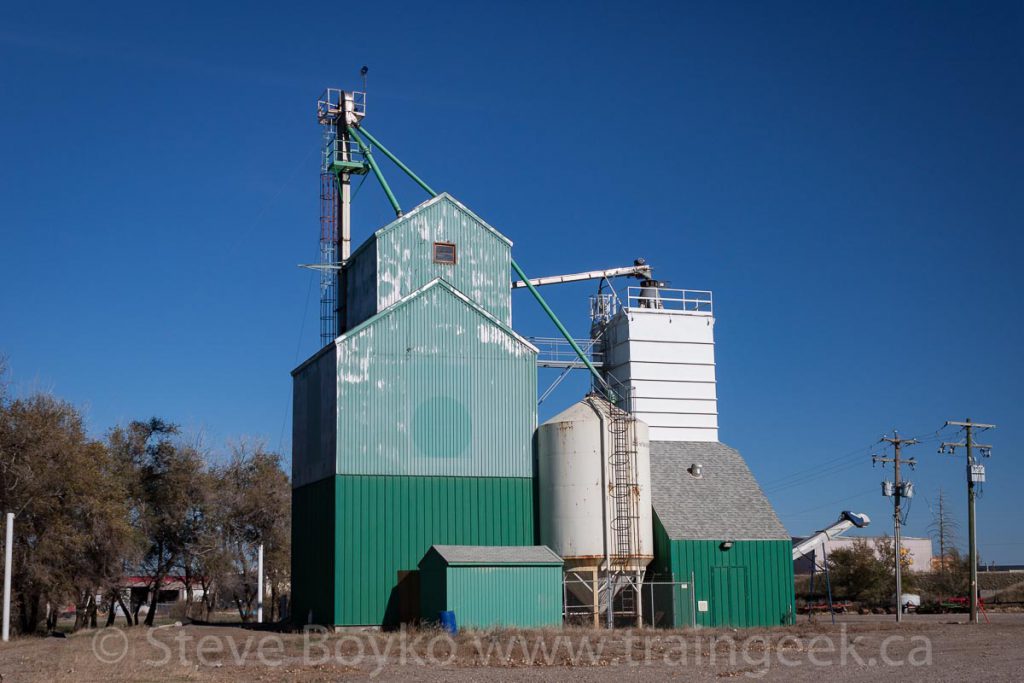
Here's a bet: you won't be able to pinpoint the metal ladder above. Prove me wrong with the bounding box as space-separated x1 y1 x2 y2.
319 172 339 345
607 399 641 618
608 402 639 560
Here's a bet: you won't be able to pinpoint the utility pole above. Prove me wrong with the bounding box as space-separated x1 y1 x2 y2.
3 512 12 641
940 418 995 624
257 543 264 624
873 431 918 623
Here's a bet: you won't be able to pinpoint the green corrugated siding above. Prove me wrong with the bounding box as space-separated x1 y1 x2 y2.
335 281 536 478
334 474 534 626
374 194 512 324
292 478 336 625
444 566 563 628
652 513 794 628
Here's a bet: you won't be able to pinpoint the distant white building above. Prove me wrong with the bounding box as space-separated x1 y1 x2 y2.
793 535 933 574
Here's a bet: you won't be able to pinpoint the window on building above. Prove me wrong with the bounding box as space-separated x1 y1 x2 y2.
433 242 457 264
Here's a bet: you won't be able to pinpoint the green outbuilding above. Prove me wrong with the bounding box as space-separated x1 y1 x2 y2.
419 545 564 629
648 441 796 628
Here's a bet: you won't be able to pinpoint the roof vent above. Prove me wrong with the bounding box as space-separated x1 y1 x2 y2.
687 463 703 478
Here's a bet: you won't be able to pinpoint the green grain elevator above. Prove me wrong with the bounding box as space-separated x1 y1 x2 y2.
291 193 537 627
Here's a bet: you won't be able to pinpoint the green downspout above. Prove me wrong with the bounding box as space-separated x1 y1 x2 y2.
347 126 402 217
354 126 437 197
350 128 608 394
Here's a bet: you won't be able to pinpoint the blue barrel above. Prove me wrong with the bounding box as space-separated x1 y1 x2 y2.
439 610 457 634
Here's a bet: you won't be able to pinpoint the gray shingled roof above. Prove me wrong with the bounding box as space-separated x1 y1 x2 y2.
650 441 789 541
425 545 563 566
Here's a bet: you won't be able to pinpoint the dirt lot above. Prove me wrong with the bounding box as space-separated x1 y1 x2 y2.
0 612 1022 682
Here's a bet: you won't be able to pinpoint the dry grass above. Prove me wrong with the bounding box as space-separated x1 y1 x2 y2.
0 615 1023 682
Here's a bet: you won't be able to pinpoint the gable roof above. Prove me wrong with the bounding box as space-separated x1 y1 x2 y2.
290 276 536 376
373 192 513 247
422 545 563 566
335 277 537 353
650 441 789 541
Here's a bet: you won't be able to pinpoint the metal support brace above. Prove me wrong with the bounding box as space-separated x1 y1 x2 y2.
511 259 609 394
347 126 402 217
350 127 606 393
355 126 437 197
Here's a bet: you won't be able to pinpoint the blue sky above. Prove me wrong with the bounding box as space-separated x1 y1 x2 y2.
1 1 1021 561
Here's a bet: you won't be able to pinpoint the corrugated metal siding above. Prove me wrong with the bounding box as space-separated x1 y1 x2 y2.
652 514 794 628
341 238 377 332
375 195 512 325
336 282 536 478
334 474 534 626
444 566 563 628
291 346 337 488
291 478 336 625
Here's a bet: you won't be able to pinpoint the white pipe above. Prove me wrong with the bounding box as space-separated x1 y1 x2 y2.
257 544 264 624
511 265 651 289
3 512 13 641
792 512 871 561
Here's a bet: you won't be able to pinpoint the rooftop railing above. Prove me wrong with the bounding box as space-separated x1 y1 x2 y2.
317 88 366 123
625 287 712 315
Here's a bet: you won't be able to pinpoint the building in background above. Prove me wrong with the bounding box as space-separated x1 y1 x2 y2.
792 535 934 575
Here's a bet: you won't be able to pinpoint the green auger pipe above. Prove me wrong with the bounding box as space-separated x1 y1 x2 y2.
349 127 610 397
354 126 437 198
347 126 402 217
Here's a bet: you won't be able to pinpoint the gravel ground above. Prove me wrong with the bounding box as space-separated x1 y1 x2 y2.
0 612 1021 682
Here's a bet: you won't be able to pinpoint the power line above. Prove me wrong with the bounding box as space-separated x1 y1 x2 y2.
764 459 865 493
760 440 880 490
782 487 877 517
277 248 318 455
761 424 955 494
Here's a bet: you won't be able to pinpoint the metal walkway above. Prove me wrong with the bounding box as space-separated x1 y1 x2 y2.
530 337 604 369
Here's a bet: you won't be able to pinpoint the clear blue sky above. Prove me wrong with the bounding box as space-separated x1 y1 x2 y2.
2 1 1021 562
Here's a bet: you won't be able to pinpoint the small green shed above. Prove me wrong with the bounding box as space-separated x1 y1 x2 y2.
419 545 564 629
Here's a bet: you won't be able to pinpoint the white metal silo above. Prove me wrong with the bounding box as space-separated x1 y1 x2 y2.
601 285 718 442
537 395 652 625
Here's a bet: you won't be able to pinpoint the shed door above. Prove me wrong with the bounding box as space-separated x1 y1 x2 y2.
710 567 748 628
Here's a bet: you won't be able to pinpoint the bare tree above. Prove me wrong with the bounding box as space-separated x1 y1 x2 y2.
928 488 960 574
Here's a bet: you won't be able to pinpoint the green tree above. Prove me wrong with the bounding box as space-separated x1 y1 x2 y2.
875 534 918 593
108 419 208 626
0 389 134 634
828 535 918 606
212 441 290 622
827 538 890 604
